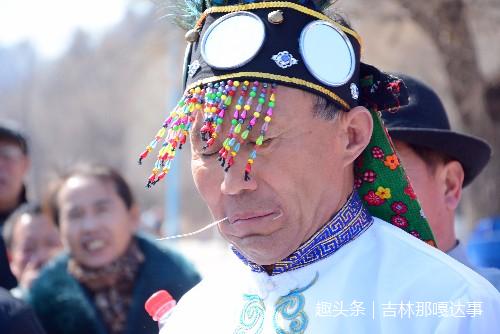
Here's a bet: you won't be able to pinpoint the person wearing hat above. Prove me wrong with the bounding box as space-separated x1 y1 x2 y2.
138 0 500 332
382 74 500 290
0 120 30 290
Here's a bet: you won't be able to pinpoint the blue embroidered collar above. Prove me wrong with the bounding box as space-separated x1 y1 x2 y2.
232 191 373 276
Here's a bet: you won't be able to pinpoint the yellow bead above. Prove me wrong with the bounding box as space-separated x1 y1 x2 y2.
253 112 260 118
244 81 250 86
195 103 202 109
234 81 240 87
248 159 254 164
211 107 217 113
264 116 271 122
244 105 251 111
231 151 237 156
146 146 153 152
195 87 201 93
236 105 242 110
270 94 275 102
212 133 218 138
204 107 211 113
221 95 227 100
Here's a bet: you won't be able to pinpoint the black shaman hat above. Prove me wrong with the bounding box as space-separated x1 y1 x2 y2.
382 74 491 187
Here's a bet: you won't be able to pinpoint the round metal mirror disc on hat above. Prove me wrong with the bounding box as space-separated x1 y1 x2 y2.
201 11 265 70
300 21 355 86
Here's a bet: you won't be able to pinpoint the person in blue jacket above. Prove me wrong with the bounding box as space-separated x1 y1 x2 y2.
28 164 201 334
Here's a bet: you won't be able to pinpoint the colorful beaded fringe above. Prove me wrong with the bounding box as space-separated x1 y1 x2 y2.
138 80 276 187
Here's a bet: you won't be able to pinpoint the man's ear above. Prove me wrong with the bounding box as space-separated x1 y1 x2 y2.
341 106 373 166
128 205 141 232
21 155 31 176
441 160 464 210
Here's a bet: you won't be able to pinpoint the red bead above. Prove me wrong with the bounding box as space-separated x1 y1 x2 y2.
140 150 149 160
245 163 252 173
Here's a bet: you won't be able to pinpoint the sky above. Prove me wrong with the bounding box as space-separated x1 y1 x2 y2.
0 0 151 58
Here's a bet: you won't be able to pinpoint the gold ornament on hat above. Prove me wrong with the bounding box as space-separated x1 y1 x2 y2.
267 10 284 24
185 29 200 43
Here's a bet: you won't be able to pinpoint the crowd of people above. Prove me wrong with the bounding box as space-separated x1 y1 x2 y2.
0 123 201 333
1 0 500 333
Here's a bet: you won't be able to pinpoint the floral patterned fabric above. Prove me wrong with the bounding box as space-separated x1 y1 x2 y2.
355 72 436 246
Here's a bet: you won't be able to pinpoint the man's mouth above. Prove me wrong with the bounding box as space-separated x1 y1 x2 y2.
82 238 106 252
229 210 283 225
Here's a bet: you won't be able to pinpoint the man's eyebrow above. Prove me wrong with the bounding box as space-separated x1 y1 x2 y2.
94 198 112 207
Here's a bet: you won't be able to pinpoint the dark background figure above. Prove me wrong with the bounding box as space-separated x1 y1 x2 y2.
0 287 46 334
0 121 30 289
28 164 201 334
382 74 500 290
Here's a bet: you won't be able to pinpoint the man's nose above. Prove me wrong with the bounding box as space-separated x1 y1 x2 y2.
81 215 100 232
220 149 258 196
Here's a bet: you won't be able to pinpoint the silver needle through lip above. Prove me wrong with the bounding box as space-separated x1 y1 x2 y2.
156 217 229 241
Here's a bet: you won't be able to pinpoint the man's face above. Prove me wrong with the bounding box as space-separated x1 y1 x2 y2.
0 141 29 209
10 213 62 288
191 86 355 265
57 176 137 268
393 141 456 250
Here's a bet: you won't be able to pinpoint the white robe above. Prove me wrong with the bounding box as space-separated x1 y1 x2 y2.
162 218 500 333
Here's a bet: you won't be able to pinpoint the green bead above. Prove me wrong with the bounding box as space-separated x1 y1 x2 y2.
217 118 223 124
235 123 241 134
178 101 185 107
224 96 232 106
256 135 264 146
268 101 275 107
250 91 257 97
223 138 230 146
241 130 249 140
231 119 238 126
216 92 222 97
258 97 265 104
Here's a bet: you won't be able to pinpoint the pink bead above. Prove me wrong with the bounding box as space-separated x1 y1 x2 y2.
250 118 257 126
266 108 273 116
